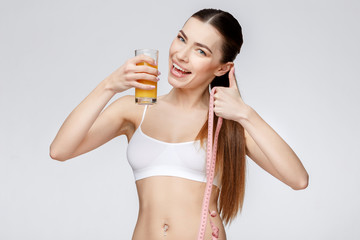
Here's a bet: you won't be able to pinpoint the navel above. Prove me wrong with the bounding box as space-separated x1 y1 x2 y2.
162 223 169 236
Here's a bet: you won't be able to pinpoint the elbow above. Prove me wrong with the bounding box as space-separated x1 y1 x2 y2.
49 145 68 162
291 173 309 190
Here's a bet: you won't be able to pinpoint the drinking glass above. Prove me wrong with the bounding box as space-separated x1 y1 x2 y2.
135 49 158 105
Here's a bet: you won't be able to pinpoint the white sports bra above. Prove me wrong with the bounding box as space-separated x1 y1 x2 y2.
127 105 220 188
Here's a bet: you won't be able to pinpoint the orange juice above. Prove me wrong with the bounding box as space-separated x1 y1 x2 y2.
135 62 158 104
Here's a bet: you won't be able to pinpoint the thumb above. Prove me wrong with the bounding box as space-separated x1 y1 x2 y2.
228 66 238 89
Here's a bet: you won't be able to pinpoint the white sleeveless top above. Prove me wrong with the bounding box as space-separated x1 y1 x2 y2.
126 105 220 188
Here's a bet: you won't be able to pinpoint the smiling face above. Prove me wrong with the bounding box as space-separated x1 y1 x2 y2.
168 17 230 90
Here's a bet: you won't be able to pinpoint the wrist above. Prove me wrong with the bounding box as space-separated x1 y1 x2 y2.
235 104 255 124
102 76 118 95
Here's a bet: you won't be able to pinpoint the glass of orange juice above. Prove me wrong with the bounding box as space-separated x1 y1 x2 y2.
135 49 158 105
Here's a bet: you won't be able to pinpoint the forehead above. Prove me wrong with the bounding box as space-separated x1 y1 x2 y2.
182 17 223 53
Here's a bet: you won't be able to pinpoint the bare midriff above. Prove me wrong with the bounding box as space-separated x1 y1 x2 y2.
132 176 226 240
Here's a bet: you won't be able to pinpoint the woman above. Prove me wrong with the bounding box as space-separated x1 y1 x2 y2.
50 8 309 240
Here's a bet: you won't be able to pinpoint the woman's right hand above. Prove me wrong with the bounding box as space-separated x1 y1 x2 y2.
105 54 160 93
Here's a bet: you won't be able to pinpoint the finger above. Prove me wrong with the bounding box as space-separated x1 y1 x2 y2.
212 86 222 95
213 91 220 100
134 65 159 76
132 54 157 67
213 87 224 99
213 99 218 108
213 105 220 117
132 81 156 90
229 66 238 89
129 73 159 82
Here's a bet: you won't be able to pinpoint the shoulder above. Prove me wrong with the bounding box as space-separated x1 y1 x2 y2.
113 94 136 105
111 95 145 123
103 95 146 138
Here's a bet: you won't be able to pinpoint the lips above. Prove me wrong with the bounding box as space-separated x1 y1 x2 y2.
171 61 191 78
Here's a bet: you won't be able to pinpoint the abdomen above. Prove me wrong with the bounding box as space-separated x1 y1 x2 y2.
131 176 226 240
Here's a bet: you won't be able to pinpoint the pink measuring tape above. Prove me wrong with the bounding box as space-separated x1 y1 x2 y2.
197 87 223 240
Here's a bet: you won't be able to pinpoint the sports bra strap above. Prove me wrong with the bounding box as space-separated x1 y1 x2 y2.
139 105 148 126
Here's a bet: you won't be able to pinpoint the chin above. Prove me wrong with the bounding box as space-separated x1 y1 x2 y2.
168 75 188 89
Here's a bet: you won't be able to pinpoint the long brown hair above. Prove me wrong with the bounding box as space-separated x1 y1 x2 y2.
193 9 246 226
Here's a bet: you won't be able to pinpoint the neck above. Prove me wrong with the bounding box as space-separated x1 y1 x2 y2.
164 86 210 110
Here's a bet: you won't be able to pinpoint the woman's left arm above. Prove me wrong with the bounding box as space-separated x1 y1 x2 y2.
213 67 309 190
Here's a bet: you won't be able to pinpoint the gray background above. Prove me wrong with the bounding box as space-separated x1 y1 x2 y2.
1 0 359 239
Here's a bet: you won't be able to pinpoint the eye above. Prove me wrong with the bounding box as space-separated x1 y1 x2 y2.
197 49 206 56
177 35 185 42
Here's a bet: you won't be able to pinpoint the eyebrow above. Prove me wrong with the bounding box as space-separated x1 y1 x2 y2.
179 30 213 54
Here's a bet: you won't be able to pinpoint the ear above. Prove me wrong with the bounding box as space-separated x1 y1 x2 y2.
214 62 234 77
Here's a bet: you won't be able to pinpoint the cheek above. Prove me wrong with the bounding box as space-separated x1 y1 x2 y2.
191 58 216 73
169 39 181 55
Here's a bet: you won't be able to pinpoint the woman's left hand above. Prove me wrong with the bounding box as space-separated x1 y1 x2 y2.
213 66 250 122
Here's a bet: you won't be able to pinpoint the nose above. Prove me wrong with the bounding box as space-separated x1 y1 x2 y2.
176 45 190 63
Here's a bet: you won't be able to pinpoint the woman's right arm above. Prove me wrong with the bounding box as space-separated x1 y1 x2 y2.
49 55 159 161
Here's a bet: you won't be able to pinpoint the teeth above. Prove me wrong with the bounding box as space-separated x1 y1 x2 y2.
173 63 189 73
